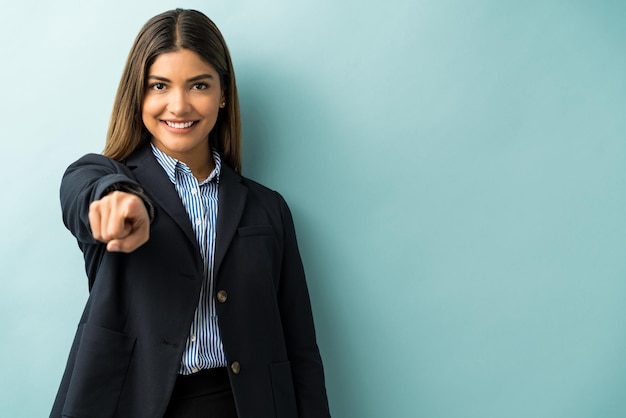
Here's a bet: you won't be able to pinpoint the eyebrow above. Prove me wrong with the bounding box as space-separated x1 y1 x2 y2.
147 74 215 82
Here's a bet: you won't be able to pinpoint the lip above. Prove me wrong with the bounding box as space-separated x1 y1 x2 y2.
161 120 197 132
163 120 196 128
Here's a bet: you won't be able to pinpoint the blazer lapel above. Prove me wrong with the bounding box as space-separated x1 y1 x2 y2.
214 164 247 276
126 145 200 255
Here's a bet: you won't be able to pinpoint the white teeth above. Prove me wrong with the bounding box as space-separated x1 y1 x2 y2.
165 121 194 129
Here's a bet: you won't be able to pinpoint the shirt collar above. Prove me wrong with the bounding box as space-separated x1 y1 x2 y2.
150 143 221 185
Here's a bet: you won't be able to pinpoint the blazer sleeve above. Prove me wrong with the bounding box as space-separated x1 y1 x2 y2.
60 153 152 245
276 194 331 417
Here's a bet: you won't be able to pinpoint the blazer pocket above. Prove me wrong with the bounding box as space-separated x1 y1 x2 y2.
62 324 136 418
237 225 274 237
269 361 298 418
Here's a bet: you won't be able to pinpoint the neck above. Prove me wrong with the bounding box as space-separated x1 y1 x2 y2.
151 140 215 181
186 151 215 182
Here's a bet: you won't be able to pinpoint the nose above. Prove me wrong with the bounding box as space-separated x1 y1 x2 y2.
167 88 191 115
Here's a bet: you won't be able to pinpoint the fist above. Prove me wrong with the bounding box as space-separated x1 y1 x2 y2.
88 191 150 253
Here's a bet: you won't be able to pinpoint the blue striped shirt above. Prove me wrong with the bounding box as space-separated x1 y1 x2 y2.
150 144 226 374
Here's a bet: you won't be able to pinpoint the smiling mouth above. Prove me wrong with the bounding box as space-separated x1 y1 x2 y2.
164 120 195 129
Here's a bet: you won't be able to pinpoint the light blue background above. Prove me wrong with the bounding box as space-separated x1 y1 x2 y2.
1 1 625 417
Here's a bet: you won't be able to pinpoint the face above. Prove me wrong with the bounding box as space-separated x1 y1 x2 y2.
142 48 224 166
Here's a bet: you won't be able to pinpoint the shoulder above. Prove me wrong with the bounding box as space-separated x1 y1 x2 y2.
221 165 293 218
68 152 118 167
222 164 282 200
65 152 133 174
64 144 156 180
242 175 278 198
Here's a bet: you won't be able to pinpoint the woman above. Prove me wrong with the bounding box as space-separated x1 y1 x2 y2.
51 9 331 418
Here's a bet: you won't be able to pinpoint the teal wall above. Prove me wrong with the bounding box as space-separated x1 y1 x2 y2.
1 1 625 417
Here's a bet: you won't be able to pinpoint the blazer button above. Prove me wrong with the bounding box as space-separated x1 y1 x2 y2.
230 361 241 374
217 290 228 303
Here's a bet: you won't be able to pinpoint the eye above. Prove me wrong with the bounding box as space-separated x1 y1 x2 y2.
148 82 166 90
192 83 209 90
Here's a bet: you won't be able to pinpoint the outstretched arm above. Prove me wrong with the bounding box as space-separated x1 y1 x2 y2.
61 153 155 252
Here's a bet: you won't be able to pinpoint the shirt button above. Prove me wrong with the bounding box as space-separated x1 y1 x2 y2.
230 361 241 375
190 335 196 342
191 367 198 373
195 218 202 226
191 188 197 194
217 290 228 303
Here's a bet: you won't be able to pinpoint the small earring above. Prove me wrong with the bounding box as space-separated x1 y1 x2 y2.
220 101 226 108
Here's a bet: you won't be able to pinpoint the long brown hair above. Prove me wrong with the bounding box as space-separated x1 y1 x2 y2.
103 9 242 173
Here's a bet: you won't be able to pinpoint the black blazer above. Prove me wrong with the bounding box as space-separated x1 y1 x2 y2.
51 144 330 418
